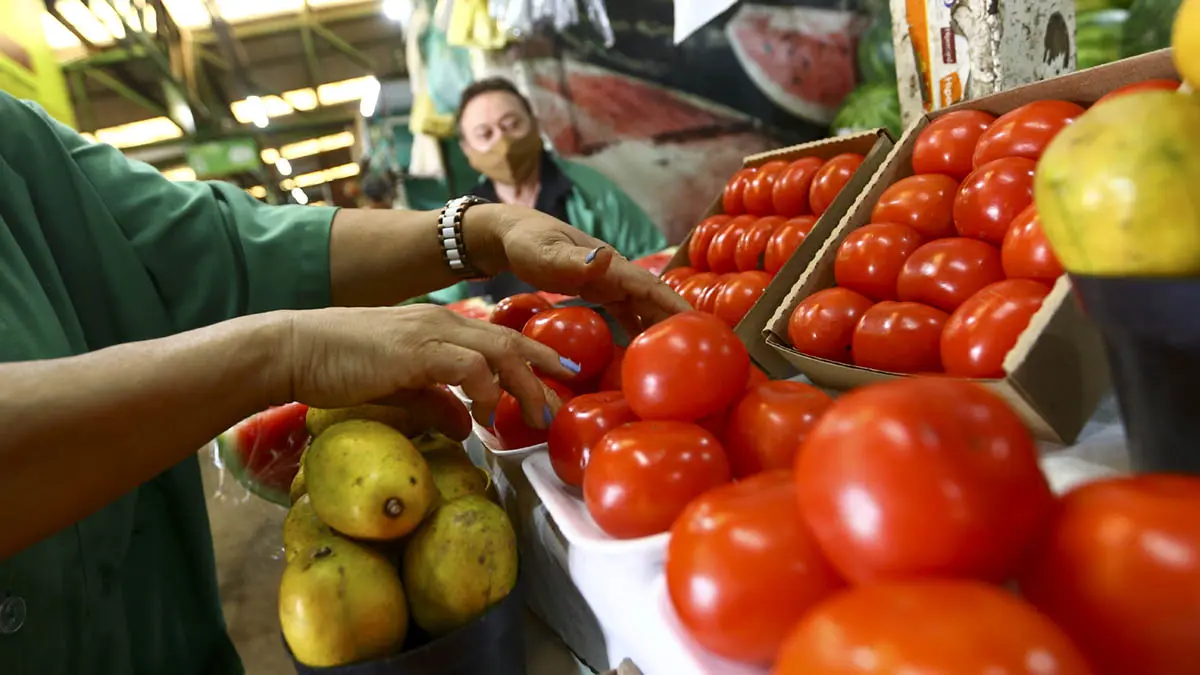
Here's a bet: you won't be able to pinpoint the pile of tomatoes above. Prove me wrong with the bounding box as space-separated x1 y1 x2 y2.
661 152 867 328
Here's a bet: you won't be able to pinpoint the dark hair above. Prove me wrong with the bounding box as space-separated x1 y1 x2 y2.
456 77 534 131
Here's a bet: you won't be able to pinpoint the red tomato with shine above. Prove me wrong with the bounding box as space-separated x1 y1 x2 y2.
941 279 1050 378
584 420 731 539
597 345 625 392
871 174 959 240
1095 78 1181 106
795 377 1052 583
953 156 1036 245
686 215 731 272
547 391 638 488
697 275 732 314
852 301 947 373
787 287 874 363
763 216 816 275
734 216 784 271
677 272 718 309
713 270 770 327
622 311 750 422
1002 204 1064 285
896 237 1005 313
722 381 833 478
493 377 576 450
772 156 824 217
912 109 997 180
774 581 1093 675
1020 475 1200 675
743 160 787 216
661 266 696 291
809 153 864 216
972 100 1085 167
722 168 756 216
489 293 552 332
834 222 924 302
667 471 844 665
706 215 756 274
523 306 614 383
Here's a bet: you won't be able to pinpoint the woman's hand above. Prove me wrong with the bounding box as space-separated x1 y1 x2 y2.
467 205 691 335
275 304 577 436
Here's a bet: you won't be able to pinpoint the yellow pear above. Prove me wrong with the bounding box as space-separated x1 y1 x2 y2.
424 447 489 501
282 495 333 564
306 405 416 438
305 419 438 540
403 495 518 635
411 430 467 455
289 449 308 505
279 537 408 667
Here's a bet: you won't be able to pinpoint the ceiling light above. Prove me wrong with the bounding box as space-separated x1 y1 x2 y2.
282 88 319 112
241 95 271 129
89 0 128 40
260 148 281 164
285 162 360 189
41 13 83 50
290 187 309 205
278 131 355 160
56 0 115 45
94 117 183 148
161 166 198 181
248 185 268 199
382 0 412 23
275 158 292 176
160 0 211 29
317 76 377 107
359 77 382 118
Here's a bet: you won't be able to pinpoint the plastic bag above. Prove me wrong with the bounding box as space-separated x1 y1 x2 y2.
211 403 310 507
490 0 614 46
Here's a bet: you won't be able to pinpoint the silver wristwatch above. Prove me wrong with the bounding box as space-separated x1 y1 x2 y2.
437 195 489 279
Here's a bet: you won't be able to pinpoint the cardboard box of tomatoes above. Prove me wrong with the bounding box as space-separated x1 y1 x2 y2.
660 129 895 378
764 49 1179 444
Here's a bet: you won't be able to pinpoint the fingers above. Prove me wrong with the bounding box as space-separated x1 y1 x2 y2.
448 322 563 429
606 300 645 340
420 342 503 429
372 387 473 441
578 258 690 329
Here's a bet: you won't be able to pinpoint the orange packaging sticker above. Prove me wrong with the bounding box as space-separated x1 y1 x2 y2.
904 0 971 112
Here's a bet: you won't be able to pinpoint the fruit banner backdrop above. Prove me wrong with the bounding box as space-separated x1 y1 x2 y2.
476 0 869 245
0 0 76 127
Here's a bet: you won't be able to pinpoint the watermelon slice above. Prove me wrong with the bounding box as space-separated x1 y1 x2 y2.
217 403 311 506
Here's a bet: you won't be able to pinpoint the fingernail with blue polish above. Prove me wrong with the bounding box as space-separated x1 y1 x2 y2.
487 411 496 428
543 405 554 427
585 246 604 264
560 356 582 374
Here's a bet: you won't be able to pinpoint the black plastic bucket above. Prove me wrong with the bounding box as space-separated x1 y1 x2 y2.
286 575 527 675
1072 275 1200 474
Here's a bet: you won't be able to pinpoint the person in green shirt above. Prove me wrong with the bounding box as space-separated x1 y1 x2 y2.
430 77 669 304
0 90 687 675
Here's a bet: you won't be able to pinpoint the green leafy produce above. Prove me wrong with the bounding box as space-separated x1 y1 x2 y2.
831 82 903 140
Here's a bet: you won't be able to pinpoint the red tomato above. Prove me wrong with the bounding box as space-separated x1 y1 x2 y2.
677 272 719 309
734 216 784 271
661 266 697 291
722 381 832 478
706 215 756 274
953 156 1036 245
493 377 576 450
746 364 769 388
743 160 787 216
713 270 771 327
523 306 614 383
722 168 756 216
622 311 750 422
870 173 959 240
787 287 875 363
489 293 553 332
597 345 625 392
698 274 733 314
547 391 638 488
911 109 997 180
584 420 731 539
1095 78 1181 106
667 471 844 665
774 580 1093 675
686 215 732 272
941 279 1051 378
833 222 924 302
1001 204 1065 285
972 100 1086 167
772 156 825 217
852 301 947 373
795 377 1052 583
809 153 864 216
896 237 1005 313
763 215 817 275
1021 475 1200 675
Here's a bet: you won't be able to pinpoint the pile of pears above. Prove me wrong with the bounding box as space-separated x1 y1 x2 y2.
280 405 519 668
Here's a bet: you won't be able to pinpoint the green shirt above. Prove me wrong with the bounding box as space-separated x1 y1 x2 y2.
0 91 337 674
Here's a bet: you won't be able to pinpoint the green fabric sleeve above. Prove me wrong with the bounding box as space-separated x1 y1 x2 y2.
26 101 336 330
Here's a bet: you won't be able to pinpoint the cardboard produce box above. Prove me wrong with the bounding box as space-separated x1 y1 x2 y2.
890 0 1076 126
662 129 895 378
763 50 1178 444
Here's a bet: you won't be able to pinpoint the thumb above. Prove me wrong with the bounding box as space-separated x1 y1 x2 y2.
548 242 614 289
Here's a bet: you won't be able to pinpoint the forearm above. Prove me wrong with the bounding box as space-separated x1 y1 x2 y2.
328 204 515 306
0 313 283 559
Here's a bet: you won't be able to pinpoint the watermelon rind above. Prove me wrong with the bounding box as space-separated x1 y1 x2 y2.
1077 9 1129 69
831 82 903 139
216 430 295 507
857 16 897 85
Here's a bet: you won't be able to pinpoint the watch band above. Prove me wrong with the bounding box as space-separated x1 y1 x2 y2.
438 195 489 279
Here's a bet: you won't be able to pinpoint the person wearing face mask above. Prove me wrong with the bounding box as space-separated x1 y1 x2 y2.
429 76 668 304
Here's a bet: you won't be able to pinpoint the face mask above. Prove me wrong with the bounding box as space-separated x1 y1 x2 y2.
466 128 543 186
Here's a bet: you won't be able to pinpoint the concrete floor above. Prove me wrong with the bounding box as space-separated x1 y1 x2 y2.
200 444 589 675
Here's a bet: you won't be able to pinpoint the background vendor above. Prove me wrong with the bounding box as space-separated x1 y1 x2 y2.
430 76 668 304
